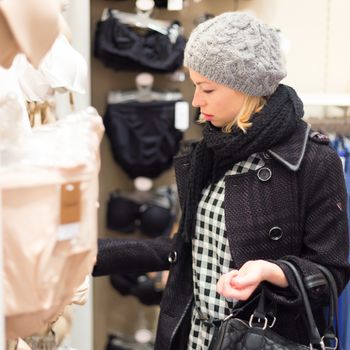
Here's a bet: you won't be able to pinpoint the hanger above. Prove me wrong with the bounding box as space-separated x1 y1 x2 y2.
100 8 182 43
108 72 183 104
101 8 169 35
27 100 57 127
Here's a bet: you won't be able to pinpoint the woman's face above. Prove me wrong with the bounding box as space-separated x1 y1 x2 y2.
189 69 246 128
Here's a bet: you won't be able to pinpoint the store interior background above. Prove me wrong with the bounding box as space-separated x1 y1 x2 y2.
58 0 350 349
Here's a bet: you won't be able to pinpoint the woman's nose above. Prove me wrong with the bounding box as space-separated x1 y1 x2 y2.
192 90 205 108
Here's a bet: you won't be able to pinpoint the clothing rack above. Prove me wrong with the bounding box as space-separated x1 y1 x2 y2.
306 117 350 135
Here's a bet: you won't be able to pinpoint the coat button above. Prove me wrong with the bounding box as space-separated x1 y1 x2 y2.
168 251 178 264
269 227 283 241
257 167 272 182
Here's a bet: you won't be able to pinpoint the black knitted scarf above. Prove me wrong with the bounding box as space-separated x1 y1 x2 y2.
180 84 304 242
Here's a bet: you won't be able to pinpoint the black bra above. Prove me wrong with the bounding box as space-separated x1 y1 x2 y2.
94 10 186 73
106 186 177 238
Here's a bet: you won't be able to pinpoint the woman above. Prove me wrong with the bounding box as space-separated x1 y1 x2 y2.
93 12 350 350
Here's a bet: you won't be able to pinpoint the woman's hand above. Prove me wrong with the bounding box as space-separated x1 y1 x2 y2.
216 260 288 300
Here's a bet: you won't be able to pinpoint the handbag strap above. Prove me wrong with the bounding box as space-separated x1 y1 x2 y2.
229 292 262 318
313 263 339 348
279 260 323 347
251 287 276 327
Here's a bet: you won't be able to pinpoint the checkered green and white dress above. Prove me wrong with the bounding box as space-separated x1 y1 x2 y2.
187 153 265 350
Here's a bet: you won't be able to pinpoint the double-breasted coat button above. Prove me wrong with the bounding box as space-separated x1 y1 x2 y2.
168 251 178 264
257 167 272 181
269 227 283 240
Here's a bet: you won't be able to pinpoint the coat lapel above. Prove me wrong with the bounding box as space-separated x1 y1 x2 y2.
267 121 310 172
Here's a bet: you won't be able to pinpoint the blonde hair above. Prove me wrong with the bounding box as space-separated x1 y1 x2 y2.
198 95 266 133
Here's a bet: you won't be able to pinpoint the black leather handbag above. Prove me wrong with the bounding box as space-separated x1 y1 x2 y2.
210 260 339 350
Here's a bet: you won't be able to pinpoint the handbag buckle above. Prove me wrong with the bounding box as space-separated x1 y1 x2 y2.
321 335 338 350
268 315 276 328
310 339 326 350
248 315 268 330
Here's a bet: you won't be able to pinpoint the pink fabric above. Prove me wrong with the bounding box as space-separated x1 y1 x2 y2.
2 113 103 339
0 0 60 67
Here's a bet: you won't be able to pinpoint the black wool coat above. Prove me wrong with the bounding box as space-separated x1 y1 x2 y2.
93 120 350 350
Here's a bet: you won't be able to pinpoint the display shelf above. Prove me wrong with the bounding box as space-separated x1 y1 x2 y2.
300 93 350 107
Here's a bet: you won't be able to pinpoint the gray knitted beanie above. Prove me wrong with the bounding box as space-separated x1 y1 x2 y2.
184 12 287 96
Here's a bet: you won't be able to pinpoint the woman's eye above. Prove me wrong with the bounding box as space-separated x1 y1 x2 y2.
203 90 214 94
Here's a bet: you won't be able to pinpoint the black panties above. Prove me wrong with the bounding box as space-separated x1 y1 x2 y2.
104 99 183 179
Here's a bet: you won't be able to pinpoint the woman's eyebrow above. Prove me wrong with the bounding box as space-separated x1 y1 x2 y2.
194 81 211 85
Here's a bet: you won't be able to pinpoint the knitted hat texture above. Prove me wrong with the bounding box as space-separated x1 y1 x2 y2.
184 12 287 96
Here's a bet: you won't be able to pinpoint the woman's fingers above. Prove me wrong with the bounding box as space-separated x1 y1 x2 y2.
218 281 256 300
216 270 238 294
230 273 258 288
217 263 262 300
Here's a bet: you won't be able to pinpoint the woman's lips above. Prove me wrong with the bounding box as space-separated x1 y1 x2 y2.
202 113 214 121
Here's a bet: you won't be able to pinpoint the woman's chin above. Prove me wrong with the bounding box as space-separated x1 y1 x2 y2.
209 120 223 128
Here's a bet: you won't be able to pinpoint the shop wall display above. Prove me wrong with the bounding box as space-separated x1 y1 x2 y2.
90 1 350 349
